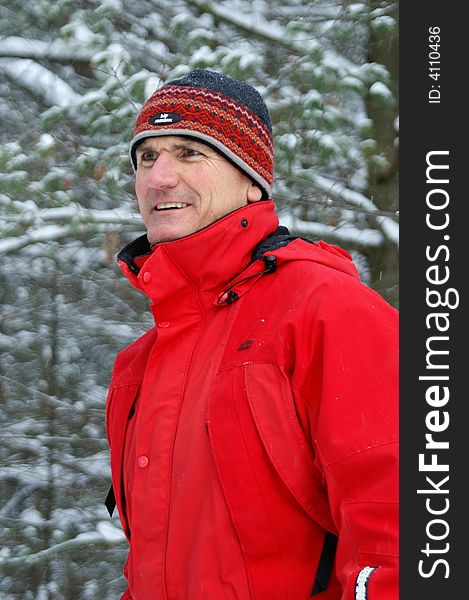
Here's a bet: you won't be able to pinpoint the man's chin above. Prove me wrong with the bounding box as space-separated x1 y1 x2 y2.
147 225 196 245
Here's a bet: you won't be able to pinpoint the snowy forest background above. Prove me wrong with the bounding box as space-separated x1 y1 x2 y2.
0 1 398 598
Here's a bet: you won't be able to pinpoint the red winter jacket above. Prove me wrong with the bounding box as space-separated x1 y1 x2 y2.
106 200 398 600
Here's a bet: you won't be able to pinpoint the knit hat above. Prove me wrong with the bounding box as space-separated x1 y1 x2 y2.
130 68 274 198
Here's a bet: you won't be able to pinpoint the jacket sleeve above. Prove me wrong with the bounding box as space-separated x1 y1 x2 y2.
308 278 398 599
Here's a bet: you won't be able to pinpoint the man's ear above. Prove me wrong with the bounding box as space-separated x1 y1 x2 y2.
247 183 263 202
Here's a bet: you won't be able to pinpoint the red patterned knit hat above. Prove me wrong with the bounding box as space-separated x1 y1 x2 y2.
130 69 274 198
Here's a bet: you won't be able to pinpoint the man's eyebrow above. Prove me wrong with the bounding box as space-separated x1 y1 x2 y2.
136 143 156 154
172 141 208 152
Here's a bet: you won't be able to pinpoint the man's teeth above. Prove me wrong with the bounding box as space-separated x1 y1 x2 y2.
155 202 189 210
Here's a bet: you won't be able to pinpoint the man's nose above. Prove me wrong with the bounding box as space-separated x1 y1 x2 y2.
147 150 179 189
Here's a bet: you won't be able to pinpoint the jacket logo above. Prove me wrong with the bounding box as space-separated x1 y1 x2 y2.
149 112 183 125
237 339 254 351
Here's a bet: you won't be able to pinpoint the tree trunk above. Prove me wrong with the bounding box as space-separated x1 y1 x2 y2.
365 1 399 307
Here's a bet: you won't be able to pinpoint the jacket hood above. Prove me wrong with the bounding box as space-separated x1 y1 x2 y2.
264 237 359 279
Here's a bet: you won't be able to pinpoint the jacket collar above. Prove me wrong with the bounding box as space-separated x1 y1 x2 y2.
117 201 279 319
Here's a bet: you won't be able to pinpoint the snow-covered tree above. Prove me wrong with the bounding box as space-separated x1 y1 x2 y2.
0 1 398 597
1 0 398 297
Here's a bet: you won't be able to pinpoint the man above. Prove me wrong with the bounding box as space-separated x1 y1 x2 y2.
105 68 398 600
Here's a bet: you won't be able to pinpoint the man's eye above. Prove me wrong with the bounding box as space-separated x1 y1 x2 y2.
141 151 157 162
137 150 158 166
182 148 201 158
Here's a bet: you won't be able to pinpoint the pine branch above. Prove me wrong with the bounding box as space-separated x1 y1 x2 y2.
0 207 142 255
2 201 140 226
0 58 81 107
0 484 39 519
309 172 399 246
279 212 384 251
0 36 93 65
184 0 360 74
0 529 126 567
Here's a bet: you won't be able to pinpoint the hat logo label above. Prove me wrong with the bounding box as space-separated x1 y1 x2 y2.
149 112 183 125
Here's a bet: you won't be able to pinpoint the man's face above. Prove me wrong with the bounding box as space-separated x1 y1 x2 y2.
135 136 262 244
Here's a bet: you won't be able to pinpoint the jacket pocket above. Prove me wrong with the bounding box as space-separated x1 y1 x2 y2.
243 363 336 534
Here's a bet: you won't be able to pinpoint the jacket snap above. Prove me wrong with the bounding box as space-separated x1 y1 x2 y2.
137 456 149 468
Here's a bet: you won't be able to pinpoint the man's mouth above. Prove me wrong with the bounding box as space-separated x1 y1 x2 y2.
154 202 190 211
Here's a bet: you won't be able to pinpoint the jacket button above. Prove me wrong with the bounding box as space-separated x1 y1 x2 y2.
142 271 151 284
158 321 170 328
137 455 149 468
